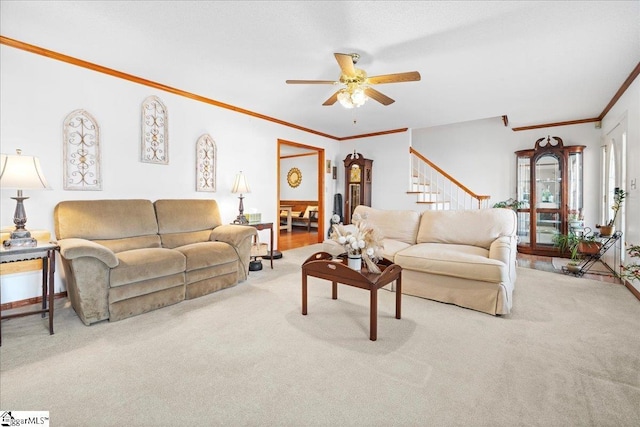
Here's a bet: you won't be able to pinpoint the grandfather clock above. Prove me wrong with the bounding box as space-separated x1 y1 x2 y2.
344 152 373 224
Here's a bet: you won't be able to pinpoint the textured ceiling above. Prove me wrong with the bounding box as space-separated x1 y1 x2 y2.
1 1 638 138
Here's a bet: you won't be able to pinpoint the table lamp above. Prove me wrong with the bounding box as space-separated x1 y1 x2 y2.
0 149 52 248
231 171 250 225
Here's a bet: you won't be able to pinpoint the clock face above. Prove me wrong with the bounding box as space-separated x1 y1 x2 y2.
287 167 302 188
350 165 361 182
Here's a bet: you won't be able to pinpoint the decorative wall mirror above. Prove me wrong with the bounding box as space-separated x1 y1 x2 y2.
287 167 302 188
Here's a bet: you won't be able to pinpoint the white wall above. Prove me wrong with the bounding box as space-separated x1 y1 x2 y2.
336 131 415 213
279 155 318 200
601 77 640 293
412 117 514 202
411 117 603 230
0 45 339 303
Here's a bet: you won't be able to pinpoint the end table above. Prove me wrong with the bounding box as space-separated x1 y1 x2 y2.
0 242 59 345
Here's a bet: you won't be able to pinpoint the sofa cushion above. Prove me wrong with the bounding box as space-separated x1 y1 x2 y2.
93 235 161 253
417 208 517 249
109 273 185 304
381 239 412 261
155 199 224 249
394 243 507 283
110 248 186 287
302 206 318 218
159 230 212 250
154 199 223 234
173 241 239 272
55 199 159 242
354 205 420 245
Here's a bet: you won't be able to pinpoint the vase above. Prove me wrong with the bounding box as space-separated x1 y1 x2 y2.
598 225 615 237
347 254 362 271
578 241 602 255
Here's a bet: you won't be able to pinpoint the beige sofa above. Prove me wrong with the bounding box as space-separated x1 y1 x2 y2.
54 199 257 325
324 205 517 315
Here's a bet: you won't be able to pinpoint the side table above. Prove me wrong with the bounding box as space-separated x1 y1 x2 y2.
245 222 274 269
0 242 59 345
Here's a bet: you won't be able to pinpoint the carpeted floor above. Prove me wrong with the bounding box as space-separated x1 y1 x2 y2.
1 244 639 426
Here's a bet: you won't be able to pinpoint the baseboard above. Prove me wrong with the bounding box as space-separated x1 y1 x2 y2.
0 291 68 312
624 280 640 301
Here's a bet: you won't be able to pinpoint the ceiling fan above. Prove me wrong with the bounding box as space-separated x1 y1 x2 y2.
286 53 421 108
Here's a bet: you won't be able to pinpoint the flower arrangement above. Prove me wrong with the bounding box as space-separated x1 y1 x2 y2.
620 243 640 283
330 212 384 273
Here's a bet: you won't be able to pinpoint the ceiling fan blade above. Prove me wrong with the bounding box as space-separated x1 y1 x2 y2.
367 71 421 85
334 53 356 77
364 87 395 106
322 91 340 106
286 80 336 84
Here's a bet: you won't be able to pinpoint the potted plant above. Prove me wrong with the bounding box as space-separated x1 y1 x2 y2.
553 228 602 262
553 232 581 261
597 189 626 236
620 243 640 283
492 198 525 211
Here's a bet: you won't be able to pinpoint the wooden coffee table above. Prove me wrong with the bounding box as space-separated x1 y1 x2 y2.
301 252 402 341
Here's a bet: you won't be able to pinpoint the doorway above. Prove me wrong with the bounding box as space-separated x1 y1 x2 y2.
277 139 325 251
601 116 627 267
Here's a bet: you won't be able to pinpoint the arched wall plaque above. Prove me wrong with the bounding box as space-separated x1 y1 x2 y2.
196 134 216 192
63 109 102 190
141 95 168 164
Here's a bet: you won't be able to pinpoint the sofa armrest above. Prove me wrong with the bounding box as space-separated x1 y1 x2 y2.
489 235 518 284
210 225 257 247
210 225 258 281
57 238 115 325
489 236 515 262
58 238 119 268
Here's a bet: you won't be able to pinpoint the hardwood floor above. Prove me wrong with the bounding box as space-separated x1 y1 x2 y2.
278 226 321 252
517 253 620 284
279 228 621 284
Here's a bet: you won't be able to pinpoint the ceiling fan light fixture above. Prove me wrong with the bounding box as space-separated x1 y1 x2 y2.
351 87 367 106
337 86 368 109
287 52 417 107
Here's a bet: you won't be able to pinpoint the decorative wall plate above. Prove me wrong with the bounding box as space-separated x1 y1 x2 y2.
287 167 302 188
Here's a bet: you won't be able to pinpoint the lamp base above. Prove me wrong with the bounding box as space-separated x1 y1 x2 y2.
233 215 249 225
249 258 263 271
3 235 37 248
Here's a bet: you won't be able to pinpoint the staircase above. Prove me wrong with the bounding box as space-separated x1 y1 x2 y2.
409 147 491 210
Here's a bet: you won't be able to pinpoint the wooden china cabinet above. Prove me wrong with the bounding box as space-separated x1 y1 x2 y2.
344 152 373 224
515 136 585 256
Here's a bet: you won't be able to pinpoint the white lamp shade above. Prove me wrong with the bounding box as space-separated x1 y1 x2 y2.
0 153 52 190
231 172 250 194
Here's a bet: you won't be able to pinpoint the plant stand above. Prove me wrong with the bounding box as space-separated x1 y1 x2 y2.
562 231 622 278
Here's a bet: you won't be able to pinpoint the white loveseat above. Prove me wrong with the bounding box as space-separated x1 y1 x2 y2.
323 205 518 315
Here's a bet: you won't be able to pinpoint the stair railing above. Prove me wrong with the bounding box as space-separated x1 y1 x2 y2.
409 147 491 210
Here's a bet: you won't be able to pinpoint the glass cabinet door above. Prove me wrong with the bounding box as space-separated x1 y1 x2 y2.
535 154 561 209
567 151 583 220
516 156 531 245
534 153 561 247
